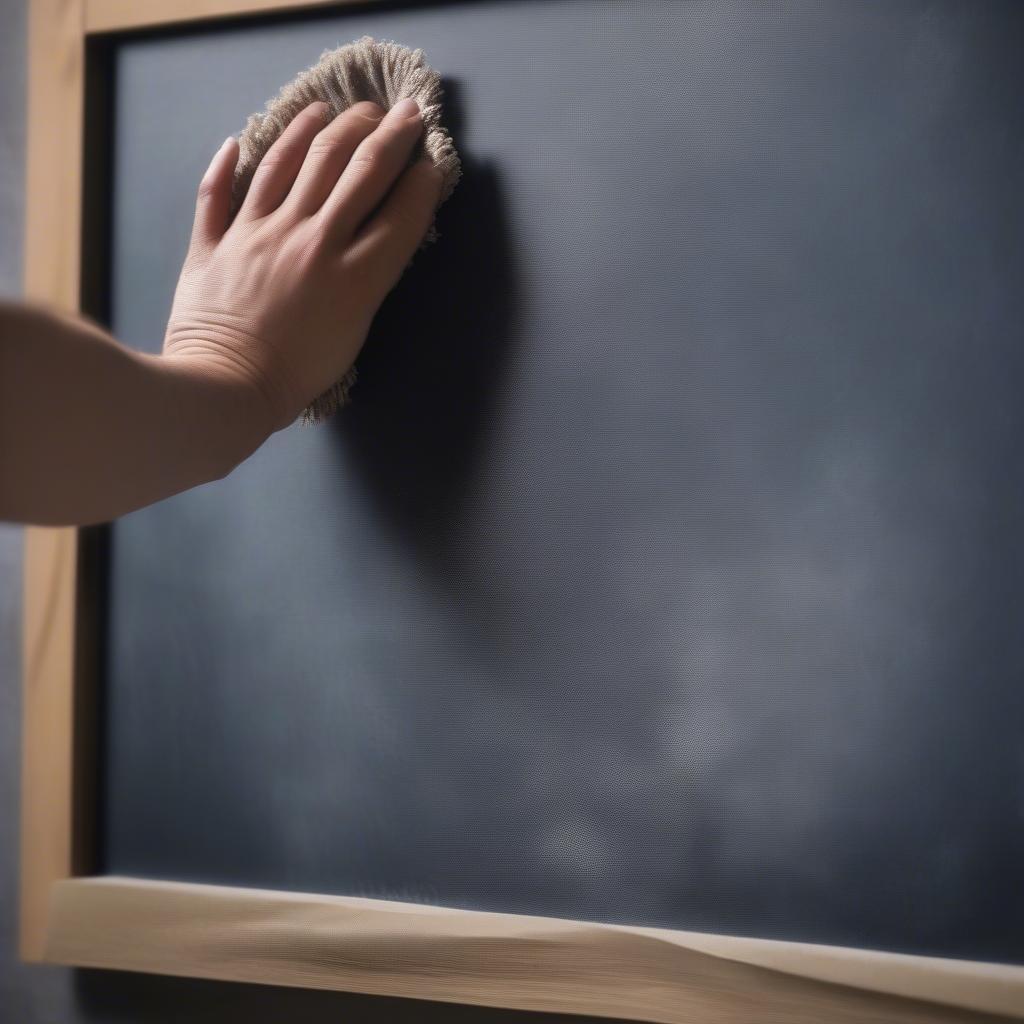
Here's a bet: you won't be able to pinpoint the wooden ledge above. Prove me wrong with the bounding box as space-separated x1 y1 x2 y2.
47 876 1024 1023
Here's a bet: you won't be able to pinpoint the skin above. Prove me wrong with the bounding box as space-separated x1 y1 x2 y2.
0 97 442 526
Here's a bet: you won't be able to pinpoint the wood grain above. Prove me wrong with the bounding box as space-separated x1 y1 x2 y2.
46 877 1024 1023
23 0 84 312
20 528 79 960
85 0 354 34
19 0 86 963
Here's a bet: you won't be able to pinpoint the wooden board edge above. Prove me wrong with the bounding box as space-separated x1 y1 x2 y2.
23 0 85 311
19 0 86 963
45 876 1024 1022
85 0 359 34
20 527 79 960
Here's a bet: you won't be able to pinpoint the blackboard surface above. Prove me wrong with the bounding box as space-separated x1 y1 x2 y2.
102 0 1024 966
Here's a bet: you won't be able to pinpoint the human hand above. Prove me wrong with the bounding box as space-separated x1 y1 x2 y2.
163 98 443 432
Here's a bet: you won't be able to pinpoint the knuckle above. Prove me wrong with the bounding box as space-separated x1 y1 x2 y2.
299 220 329 254
307 135 341 159
255 136 306 174
340 250 377 292
293 218 332 261
347 148 379 173
196 176 218 202
247 218 274 244
253 152 285 177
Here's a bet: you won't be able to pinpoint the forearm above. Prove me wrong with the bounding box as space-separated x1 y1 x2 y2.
0 301 274 525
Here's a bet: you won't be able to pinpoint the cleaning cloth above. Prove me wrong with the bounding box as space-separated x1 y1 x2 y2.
228 36 462 422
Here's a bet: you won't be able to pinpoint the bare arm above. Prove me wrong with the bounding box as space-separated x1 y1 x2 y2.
0 97 442 526
0 300 272 525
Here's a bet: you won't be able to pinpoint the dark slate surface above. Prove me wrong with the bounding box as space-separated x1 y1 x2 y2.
103 0 1024 965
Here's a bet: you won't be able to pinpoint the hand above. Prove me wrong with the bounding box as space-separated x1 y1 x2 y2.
163 98 443 432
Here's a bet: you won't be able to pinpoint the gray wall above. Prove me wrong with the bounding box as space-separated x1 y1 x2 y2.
0 1 609 1019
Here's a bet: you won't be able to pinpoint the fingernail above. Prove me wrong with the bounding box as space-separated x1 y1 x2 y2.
391 97 420 119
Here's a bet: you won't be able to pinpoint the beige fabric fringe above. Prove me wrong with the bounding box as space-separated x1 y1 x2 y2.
228 37 463 423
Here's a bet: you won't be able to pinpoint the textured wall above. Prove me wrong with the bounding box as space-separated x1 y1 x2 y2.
0 0 37 1015
0 0 608 1019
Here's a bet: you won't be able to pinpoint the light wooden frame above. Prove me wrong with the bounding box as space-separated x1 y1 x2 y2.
19 2 1024 1021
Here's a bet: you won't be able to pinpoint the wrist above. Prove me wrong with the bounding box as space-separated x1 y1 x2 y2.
139 349 278 482
162 318 302 434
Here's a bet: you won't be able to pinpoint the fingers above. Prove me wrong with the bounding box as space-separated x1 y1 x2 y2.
342 158 444 305
281 101 385 219
318 98 427 243
237 101 330 221
191 135 239 250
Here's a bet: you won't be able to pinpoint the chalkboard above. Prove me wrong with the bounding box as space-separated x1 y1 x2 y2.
101 0 1024 967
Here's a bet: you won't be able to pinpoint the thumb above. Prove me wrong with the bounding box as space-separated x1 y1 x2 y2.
191 136 239 250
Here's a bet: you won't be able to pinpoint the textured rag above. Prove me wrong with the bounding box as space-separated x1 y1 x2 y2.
228 36 462 422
